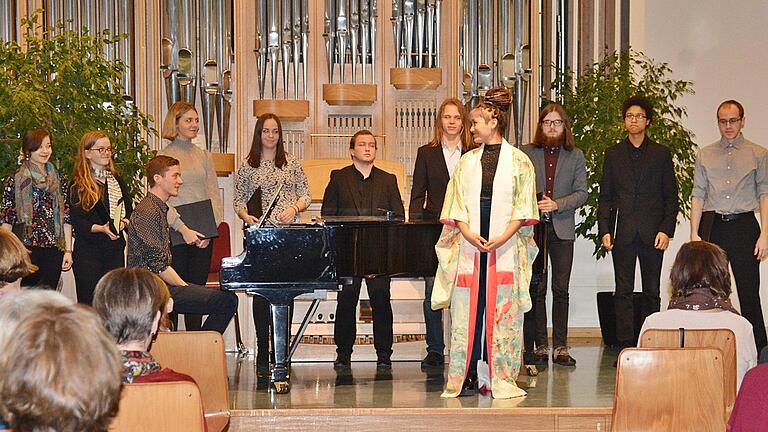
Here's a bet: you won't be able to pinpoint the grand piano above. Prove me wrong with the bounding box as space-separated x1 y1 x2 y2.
220 216 442 393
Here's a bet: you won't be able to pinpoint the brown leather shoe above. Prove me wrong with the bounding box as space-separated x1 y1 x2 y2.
552 346 576 367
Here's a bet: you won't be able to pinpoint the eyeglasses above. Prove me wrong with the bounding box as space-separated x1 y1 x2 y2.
624 114 646 121
541 119 564 127
718 117 742 126
89 147 113 154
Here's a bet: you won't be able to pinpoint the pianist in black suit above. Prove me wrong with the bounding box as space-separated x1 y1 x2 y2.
321 130 405 369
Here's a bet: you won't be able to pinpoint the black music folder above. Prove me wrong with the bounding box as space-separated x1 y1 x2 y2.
169 199 219 246
247 187 263 218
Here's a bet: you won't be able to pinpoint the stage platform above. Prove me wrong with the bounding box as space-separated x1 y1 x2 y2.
226 340 616 431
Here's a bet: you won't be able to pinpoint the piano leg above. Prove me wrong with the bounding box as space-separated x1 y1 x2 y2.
289 299 321 359
270 303 292 394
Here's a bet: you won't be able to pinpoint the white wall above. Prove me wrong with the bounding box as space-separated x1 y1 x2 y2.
566 0 768 328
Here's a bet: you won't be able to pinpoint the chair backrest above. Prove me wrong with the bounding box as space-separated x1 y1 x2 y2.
208 222 231 274
109 381 205 432
612 347 725 432
301 158 406 202
639 328 737 412
149 331 230 432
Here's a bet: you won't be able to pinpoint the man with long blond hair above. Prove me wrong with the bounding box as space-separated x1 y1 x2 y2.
69 131 133 305
409 98 473 369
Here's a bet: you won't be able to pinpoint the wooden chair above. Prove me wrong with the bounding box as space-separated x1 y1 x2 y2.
301 158 406 202
639 328 737 413
109 381 205 432
612 347 726 432
149 331 230 432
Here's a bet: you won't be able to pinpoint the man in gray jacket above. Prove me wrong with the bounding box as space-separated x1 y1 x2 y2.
522 103 588 367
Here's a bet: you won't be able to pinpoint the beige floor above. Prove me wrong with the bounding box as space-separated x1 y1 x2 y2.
227 339 617 410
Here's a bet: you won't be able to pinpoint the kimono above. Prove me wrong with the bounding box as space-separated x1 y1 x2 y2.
432 140 539 399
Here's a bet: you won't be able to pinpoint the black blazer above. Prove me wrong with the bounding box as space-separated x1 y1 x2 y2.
321 165 405 218
69 175 133 250
409 144 452 221
597 138 678 246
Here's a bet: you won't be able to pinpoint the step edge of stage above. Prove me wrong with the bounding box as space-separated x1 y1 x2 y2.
231 406 614 417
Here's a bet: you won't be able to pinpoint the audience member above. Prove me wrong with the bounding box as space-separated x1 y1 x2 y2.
93 267 196 384
0 227 38 299
0 301 122 432
640 241 757 388
728 364 768 431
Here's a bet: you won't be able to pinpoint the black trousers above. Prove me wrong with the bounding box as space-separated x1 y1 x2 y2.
167 283 238 334
22 247 63 290
73 241 125 305
524 223 575 350
171 242 214 331
468 198 492 377
710 214 767 352
334 276 393 357
612 234 663 346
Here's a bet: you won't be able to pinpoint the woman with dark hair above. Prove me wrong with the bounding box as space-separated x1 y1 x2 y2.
69 131 133 305
234 113 311 373
159 101 224 330
640 241 757 388
409 98 473 369
433 87 539 398
0 129 72 290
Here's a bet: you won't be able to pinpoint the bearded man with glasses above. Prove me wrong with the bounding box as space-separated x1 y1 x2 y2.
522 103 587 368
597 96 679 355
690 99 768 352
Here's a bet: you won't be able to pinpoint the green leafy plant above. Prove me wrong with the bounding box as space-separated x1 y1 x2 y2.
555 50 697 257
0 12 155 198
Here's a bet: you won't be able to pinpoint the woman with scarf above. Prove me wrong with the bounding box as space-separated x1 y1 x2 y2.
70 131 133 305
640 240 757 388
0 129 72 290
433 87 539 398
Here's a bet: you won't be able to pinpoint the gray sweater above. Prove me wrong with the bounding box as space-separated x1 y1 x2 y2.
159 138 224 228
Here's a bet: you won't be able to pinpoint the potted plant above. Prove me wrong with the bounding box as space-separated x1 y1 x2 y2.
555 50 697 256
0 14 155 198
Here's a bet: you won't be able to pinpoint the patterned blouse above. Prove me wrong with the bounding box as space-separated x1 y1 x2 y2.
1 174 71 248
233 154 312 225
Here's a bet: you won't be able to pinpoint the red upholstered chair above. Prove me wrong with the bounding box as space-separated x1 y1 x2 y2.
206 222 246 354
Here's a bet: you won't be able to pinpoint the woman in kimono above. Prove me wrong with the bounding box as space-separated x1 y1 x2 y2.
433 86 539 398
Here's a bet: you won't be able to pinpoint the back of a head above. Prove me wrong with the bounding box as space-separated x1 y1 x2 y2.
670 241 732 299
0 228 38 289
0 289 72 354
0 304 122 432
92 268 170 346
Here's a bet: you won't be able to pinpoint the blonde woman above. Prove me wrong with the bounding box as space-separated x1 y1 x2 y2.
160 102 224 330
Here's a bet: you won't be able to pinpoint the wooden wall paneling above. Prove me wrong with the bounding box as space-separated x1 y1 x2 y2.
598 0 615 55
539 0 553 105
528 0 541 142
578 0 594 73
